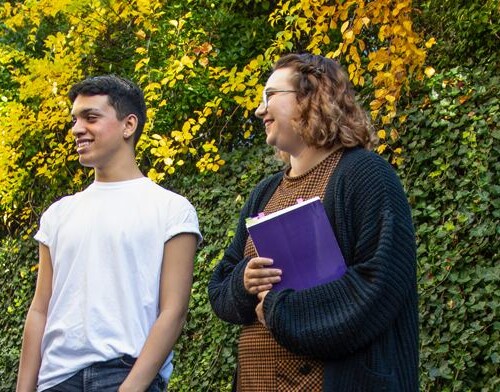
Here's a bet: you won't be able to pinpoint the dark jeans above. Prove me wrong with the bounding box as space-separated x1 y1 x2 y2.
43 355 166 392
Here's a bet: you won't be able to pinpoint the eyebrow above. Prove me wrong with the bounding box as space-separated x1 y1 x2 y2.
70 108 101 117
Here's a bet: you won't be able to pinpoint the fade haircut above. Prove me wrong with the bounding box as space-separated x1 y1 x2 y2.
68 75 147 146
273 53 377 150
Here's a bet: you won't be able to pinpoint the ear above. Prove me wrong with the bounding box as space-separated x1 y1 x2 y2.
122 114 138 140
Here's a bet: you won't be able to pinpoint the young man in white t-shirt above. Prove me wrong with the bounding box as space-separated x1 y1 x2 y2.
16 75 201 392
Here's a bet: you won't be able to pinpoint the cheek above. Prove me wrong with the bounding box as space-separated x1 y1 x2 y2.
281 99 300 121
281 110 300 135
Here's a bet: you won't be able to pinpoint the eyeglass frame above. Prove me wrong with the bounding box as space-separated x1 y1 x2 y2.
262 89 297 110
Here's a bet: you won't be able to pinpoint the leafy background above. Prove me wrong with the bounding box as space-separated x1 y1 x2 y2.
1 0 499 391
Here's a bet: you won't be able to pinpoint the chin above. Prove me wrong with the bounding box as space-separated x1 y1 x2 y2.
78 158 95 168
265 135 277 147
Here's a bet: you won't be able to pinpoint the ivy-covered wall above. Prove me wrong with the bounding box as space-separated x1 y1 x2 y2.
1 67 498 390
400 65 499 391
2 63 499 389
1 1 498 390
0 238 37 390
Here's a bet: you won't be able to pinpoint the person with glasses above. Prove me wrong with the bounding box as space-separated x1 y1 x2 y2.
208 53 418 391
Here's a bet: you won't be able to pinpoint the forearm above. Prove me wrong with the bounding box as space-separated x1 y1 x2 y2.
262 222 416 359
119 308 187 391
17 308 47 392
208 256 259 324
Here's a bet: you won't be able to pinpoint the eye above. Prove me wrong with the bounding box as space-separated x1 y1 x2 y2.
71 116 77 125
266 91 276 99
86 114 98 122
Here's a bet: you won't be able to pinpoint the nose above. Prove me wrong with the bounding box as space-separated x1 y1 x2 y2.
71 119 85 137
255 101 266 119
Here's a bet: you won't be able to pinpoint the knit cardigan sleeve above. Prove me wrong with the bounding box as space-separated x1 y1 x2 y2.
262 149 417 360
208 174 281 325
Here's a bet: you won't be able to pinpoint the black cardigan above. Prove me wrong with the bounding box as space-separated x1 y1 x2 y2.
208 147 419 391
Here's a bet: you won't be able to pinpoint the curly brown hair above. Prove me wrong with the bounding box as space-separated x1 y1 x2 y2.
273 53 377 150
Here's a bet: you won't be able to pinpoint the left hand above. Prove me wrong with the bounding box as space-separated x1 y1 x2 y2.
255 290 269 327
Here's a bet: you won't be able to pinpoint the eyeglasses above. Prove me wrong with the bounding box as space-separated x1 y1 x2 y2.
262 89 297 109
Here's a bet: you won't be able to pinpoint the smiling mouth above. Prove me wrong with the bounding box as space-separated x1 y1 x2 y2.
76 140 92 153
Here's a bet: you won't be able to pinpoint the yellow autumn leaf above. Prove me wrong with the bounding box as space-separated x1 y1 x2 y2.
425 67 436 78
341 21 349 34
370 99 383 110
425 37 436 48
358 39 366 52
181 55 194 68
392 156 405 166
375 89 387 98
135 30 146 39
385 95 396 103
332 48 342 58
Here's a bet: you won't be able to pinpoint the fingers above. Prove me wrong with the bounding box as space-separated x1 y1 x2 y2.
255 300 266 326
257 290 269 301
255 290 269 327
247 257 274 269
244 258 282 295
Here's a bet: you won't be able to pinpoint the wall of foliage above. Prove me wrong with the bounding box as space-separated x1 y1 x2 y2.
0 0 498 391
1 0 431 236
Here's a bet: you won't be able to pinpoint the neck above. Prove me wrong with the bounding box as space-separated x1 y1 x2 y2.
288 145 340 177
94 156 144 182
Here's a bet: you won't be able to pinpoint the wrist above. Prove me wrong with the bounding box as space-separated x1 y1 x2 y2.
119 378 148 392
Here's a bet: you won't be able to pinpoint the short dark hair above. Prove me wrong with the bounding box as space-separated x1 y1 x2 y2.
273 53 376 150
68 75 147 145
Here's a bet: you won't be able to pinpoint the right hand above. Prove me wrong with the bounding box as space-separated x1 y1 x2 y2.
244 257 282 295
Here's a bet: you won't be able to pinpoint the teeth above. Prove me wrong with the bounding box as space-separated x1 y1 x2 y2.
76 141 91 152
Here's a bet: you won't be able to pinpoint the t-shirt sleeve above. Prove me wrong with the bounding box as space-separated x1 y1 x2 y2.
34 205 54 246
164 198 202 246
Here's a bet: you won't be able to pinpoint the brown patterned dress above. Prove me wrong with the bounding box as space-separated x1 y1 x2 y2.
237 149 343 392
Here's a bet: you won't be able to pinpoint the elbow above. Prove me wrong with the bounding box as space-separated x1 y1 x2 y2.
158 306 189 332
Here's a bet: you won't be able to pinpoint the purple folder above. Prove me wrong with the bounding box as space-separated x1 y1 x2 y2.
246 197 346 291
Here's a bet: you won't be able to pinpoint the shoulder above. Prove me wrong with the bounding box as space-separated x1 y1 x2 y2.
335 147 400 185
140 178 196 209
338 147 392 172
41 190 84 219
327 147 407 205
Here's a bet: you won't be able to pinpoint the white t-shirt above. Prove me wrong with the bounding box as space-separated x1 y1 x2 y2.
34 177 201 391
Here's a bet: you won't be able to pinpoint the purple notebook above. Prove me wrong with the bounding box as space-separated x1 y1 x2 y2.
246 197 346 291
